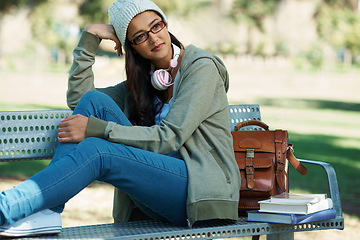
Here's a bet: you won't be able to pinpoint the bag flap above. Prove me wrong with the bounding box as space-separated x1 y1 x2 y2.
231 131 277 153
239 138 261 149
236 156 274 170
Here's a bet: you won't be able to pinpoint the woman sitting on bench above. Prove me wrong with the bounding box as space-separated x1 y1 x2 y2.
0 0 240 237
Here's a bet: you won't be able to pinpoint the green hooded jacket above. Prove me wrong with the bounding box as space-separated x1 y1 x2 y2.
67 31 240 226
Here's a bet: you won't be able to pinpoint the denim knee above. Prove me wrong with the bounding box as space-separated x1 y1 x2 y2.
78 90 110 107
70 137 110 178
74 90 130 126
81 90 103 99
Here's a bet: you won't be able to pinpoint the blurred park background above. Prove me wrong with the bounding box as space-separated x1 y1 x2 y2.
0 0 360 239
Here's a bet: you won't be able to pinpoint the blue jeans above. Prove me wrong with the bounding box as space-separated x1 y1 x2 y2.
0 91 188 226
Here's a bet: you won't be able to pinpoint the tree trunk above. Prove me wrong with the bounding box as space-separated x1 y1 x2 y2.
344 48 352 67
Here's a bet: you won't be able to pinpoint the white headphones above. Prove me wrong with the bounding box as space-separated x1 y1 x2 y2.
151 43 181 91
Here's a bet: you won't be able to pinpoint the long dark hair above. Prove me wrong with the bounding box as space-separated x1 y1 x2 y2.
124 32 184 126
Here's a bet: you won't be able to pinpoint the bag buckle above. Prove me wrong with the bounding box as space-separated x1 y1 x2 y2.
245 149 255 189
246 148 254 158
287 144 294 153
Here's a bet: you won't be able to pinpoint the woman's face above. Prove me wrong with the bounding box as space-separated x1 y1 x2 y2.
127 11 172 68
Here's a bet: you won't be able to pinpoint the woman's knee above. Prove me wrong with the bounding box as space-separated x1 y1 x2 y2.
74 138 128 180
75 90 131 126
79 90 109 105
71 137 110 172
74 90 117 117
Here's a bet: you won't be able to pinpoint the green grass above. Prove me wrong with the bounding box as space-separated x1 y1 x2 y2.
288 133 360 204
0 160 50 180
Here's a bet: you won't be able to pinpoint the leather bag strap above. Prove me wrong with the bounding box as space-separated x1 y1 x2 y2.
275 131 308 191
287 145 308 175
234 120 269 131
245 149 255 189
275 130 287 191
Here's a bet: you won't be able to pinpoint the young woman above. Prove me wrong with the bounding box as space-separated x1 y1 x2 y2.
0 0 240 237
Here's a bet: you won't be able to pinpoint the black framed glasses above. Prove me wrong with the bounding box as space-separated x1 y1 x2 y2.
131 20 166 45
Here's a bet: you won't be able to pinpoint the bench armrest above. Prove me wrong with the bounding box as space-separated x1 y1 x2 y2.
298 159 343 218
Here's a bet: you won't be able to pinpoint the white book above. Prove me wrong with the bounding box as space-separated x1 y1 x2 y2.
259 198 333 215
270 193 327 204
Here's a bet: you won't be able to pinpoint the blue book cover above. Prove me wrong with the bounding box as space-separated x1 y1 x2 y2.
247 209 336 224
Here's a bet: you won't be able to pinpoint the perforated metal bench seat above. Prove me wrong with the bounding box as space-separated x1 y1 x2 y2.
10 216 344 240
0 105 344 240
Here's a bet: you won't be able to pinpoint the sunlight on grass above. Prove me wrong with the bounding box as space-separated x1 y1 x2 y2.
261 106 360 138
333 138 360 155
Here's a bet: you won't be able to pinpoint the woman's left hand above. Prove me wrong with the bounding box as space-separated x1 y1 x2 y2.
84 24 123 56
58 114 89 143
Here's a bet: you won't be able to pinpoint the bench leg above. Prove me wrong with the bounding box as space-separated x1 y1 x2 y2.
266 232 294 240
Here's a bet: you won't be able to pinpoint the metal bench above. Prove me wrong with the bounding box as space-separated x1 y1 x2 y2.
0 104 344 239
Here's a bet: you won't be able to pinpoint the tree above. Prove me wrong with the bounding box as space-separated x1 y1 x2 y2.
0 0 47 13
154 0 212 16
231 0 279 31
323 0 359 10
79 0 114 24
230 0 280 54
78 0 212 24
0 0 48 60
30 1 81 64
317 2 360 65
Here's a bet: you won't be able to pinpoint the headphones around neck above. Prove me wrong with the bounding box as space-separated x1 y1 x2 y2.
151 43 181 91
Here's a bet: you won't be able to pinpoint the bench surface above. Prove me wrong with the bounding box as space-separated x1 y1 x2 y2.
0 105 344 239
9 216 343 240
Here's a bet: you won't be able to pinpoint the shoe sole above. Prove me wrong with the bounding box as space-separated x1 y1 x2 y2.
0 226 62 237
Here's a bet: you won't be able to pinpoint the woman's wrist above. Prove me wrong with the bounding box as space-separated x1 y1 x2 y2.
77 30 101 54
84 24 102 37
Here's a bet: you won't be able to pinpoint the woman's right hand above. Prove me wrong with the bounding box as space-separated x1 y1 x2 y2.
84 24 123 56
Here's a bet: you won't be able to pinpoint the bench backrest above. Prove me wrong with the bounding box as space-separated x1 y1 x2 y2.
0 104 261 162
0 110 72 161
228 104 261 131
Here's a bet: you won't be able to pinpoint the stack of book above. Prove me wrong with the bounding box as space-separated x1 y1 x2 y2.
247 193 336 224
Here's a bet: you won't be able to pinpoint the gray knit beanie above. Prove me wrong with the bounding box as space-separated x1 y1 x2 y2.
108 0 168 49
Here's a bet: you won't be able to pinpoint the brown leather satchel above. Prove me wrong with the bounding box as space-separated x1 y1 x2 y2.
231 120 308 215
